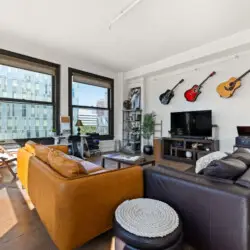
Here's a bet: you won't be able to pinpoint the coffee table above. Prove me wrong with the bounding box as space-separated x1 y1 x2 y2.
102 153 155 169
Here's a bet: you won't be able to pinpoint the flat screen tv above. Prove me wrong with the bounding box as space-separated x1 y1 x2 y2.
171 110 212 137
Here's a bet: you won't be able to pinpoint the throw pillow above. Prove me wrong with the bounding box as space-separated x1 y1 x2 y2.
203 156 247 180
231 148 250 166
195 151 227 174
48 150 87 178
34 144 51 164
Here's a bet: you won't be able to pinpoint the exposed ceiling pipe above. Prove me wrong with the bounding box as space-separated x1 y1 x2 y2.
109 0 143 30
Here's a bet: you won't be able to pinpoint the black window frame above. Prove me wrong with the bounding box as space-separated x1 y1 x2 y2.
0 49 60 144
68 67 114 140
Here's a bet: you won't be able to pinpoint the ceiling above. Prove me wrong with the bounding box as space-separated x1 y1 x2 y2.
1 0 250 72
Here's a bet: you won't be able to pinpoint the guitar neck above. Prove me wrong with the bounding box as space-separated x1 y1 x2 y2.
172 79 184 91
199 72 216 89
236 69 250 81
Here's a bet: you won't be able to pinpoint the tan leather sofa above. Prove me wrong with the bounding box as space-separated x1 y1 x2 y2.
17 142 143 250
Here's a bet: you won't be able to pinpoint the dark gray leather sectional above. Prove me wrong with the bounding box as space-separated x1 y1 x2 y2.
144 165 250 250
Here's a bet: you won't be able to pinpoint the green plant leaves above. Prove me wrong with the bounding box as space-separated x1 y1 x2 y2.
141 112 156 140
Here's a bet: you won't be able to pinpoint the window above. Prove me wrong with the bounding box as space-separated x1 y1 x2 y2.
0 50 60 141
69 68 114 140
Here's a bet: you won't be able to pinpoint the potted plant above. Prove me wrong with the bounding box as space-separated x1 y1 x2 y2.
51 128 57 137
141 112 156 155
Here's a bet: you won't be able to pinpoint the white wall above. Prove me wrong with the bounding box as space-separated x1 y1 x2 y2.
125 29 250 80
142 51 250 152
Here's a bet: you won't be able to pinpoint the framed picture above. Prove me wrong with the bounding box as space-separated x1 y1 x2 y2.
128 87 141 110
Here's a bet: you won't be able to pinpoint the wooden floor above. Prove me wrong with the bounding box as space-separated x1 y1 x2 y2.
0 155 194 250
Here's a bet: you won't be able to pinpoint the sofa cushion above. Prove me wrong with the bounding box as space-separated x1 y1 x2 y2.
195 151 227 174
231 148 250 166
203 156 247 180
48 150 87 178
64 154 104 174
24 140 37 154
80 161 103 173
34 144 51 164
236 168 250 188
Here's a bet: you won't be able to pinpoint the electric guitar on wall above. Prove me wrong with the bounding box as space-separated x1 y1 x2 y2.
159 79 184 105
184 71 216 102
216 69 250 98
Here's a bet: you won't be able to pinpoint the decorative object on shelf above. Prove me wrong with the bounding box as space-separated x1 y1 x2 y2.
75 120 83 136
128 87 141 110
142 112 156 155
216 69 250 98
123 100 131 110
185 151 192 158
192 143 204 150
184 71 216 102
159 79 184 105
122 110 142 154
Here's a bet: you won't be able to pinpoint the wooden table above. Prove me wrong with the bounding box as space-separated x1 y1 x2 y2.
0 153 17 179
102 153 155 169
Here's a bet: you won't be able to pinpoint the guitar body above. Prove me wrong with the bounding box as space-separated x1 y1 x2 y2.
216 77 241 98
159 79 184 105
159 90 174 105
184 85 201 102
184 71 216 102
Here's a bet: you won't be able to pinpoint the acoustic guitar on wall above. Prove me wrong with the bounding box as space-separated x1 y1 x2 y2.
159 79 184 105
184 71 216 102
216 69 250 98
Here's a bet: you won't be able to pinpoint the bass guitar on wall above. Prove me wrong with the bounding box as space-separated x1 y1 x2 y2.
216 69 250 98
184 71 216 102
159 79 184 105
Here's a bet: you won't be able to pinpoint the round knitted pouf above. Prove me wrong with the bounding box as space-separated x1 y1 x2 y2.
114 198 183 250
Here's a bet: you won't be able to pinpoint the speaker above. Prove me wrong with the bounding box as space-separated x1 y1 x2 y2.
153 138 162 162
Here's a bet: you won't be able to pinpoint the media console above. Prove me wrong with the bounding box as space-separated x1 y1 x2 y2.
162 137 219 164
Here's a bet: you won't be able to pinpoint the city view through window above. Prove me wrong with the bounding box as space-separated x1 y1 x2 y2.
0 64 54 140
0 63 111 140
72 82 109 135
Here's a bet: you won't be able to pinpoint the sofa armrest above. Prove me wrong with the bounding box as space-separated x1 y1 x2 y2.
17 148 33 189
144 166 250 250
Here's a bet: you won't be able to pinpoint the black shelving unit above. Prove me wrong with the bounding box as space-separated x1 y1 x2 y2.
162 137 219 163
122 109 142 154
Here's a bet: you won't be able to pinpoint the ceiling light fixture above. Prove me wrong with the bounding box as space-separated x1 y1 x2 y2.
109 0 143 30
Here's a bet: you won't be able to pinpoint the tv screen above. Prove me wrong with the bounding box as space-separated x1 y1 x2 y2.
171 110 212 137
